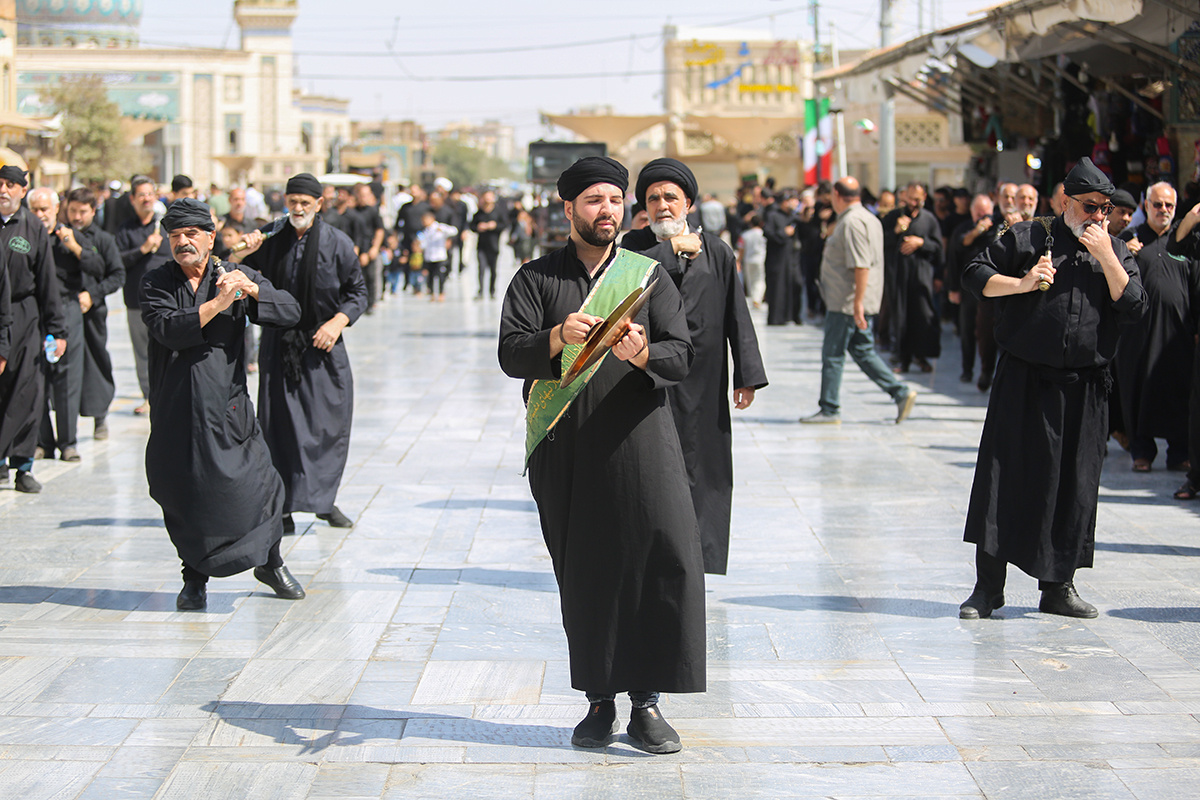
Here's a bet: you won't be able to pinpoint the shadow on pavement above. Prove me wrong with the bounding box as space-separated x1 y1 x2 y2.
368 567 557 592
201 701 658 757
722 594 964 618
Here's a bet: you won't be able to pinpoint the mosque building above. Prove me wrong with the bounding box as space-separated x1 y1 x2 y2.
14 0 349 188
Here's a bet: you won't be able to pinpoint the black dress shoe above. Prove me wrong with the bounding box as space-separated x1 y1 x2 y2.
253 565 306 599
959 586 1005 619
977 372 993 391
176 581 207 611
959 372 973 383
14 471 42 494
281 514 295 534
571 700 617 748
626 704 681 754
1039 581 1097 618
316 506 353 528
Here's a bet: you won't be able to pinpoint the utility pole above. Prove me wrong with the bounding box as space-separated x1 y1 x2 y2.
811 0 822 183
879 0 896 192
831 21 847 180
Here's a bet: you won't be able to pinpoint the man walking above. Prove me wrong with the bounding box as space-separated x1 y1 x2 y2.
0 166 66 492
800 177 917 425
621 157 768 575
140 198 305 611
236 173 368 532
67 187 124 441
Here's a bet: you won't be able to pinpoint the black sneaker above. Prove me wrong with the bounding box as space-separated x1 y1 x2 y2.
571 701 617 748
626 704 681 754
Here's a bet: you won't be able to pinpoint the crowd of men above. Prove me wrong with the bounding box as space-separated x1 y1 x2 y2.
2 151 1199 754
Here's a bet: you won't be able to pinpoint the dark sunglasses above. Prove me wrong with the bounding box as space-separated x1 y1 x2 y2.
1150 201 1176 210
1072 197 1115 217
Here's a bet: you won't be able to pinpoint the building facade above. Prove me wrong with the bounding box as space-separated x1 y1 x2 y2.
15 0 349 188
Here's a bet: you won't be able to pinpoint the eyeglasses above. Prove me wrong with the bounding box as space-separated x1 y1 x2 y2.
1150 201 1176 210
1072 197 1115 217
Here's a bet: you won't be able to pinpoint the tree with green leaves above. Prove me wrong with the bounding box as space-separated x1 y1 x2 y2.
432 137 515 190
42 74 148 185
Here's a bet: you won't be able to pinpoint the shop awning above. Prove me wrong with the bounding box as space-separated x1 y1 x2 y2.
541 114 667 151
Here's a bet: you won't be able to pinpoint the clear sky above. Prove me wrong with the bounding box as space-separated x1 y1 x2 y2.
138 0 993 147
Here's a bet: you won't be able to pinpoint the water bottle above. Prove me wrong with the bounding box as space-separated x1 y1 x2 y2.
44 334 59 364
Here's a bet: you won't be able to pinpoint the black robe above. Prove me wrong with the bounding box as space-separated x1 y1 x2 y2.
883 208 943 363
140 258 301 577
1115 223 1200 445
499 240 706 694
77 224 125 419
621 228 768 574
962 217 1146 581
0 207 66 462
762 203 796 325
243 221 368 515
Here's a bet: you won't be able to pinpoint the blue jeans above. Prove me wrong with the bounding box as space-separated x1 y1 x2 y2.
819 311 908 415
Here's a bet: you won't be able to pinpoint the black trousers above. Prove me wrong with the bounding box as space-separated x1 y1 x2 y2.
182 540 283 584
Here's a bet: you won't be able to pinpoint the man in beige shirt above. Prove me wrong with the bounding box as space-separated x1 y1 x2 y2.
800 177 917 424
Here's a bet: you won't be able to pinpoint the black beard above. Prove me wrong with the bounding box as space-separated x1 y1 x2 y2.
576 215 618 247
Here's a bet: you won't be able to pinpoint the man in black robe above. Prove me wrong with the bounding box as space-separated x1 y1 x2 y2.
237 173 368 533
499 156 704 754
116 176 172 416
621 157 768 575
763 191 798 326
140 198 306 611
67 187 125 441
470 190 505 300
883 182 943 373
353 183 385 312
30 188 101 463
959 158 1146 620
0 166 66 493
1116 182 1199 472
1167 200 1200 499
945 194 996 387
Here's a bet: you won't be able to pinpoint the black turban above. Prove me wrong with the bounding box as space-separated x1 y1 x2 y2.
161 198 215 232
556 156 628 201
0 165 27 186
635 157 698 207
1063 157 1114 198
286 172 323 198
1110 189 1137 210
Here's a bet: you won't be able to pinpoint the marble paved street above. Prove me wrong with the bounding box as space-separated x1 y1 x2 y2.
3 253 1200 799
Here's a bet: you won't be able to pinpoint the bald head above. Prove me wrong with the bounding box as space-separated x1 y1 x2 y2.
832 176 861 212
970 194 994 223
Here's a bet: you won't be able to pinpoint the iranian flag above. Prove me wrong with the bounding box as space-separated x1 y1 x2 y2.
804 97 832 185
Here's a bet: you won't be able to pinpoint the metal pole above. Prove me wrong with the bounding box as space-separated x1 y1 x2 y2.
812 1 822 183
879 0 895 191
831 21 847 180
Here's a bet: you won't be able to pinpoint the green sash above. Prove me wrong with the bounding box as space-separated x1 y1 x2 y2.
524 248 657 467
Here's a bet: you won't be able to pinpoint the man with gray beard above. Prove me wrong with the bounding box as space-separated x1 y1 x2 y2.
235 173 368 533
620 157 767 575
959 158 1146 620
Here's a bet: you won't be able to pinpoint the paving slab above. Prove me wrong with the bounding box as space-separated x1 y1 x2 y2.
3 253 1200 797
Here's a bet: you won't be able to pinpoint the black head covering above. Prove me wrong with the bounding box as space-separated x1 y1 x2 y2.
635 157 698 207
161 198 215 232
1110 189 1137 210
556 156 628 201
0 165 27 186
1063 157 1115 198
286 172 323 198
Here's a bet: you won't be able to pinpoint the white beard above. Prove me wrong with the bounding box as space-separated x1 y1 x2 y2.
650 216 687 239
289 210 316 231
